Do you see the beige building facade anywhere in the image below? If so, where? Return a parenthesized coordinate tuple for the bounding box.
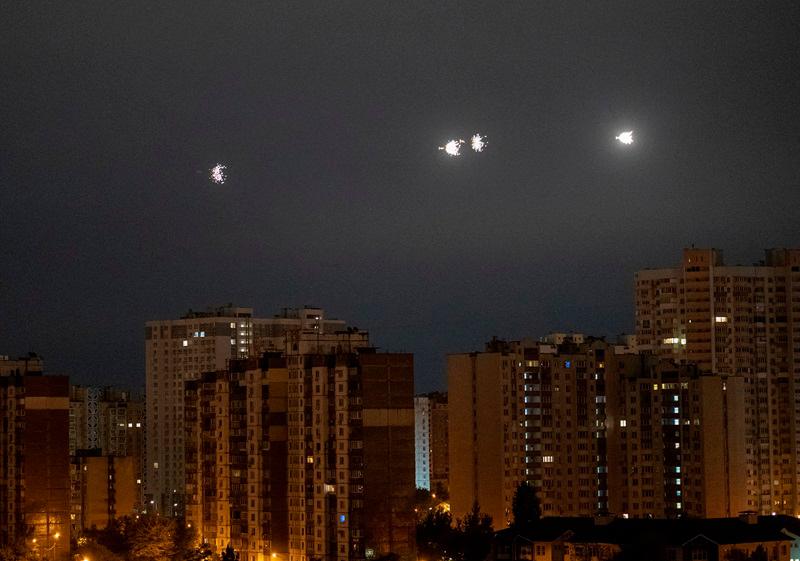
(145, 305, 363, 515)
(449, 336, 751, 521)
(635, 248, 800, 514)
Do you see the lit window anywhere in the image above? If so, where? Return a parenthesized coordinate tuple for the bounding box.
(339, 514, 346, 523)
(136, 422, 141, 427)
(182, 340, 188, 347)
(230, 322, 236, 328)
(136, 479, 141, 484)
(565, 361, 571, 368)
(663, 337, 679, 345)
(619, 419, 627, 427)
(128, 423, 133, 427)
(542, 456, 554, 463)
(306, 456, 314, 464)
(154, 462, 159, 469)
(715, 316, 728, 323)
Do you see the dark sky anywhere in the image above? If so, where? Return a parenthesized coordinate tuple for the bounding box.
(2, 2, 799, 393)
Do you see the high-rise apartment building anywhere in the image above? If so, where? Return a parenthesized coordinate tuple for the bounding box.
(448, 336, 749, 521)
(184, 355, 289, 559)
(605, 358, 748, 518)
(636, 248, 800, 514)
(414, 396, 431, 491)
(185, 347, 415, 561)
(287, 350, 415, 561)
(146, 305, 364, 515)
(414, 393, 449, 494)
(69, 385, 145, 528)
(447, 338, 526, 527)
(1, 357, 70, 560)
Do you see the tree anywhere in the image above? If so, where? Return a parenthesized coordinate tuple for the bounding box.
(511, 483, 541, 535)
(129, 515, 176, 561)
(221, 544, 239, 561)
(416, 509, 455, 561)
(456, 503, 493, 561)
(0, 542, 35, 561)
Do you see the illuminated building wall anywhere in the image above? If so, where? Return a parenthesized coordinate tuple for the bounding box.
(414, 392, 448, 494)
(184, 355, 289, 561)
(605, 358, 748, 518)
(414, 396, 431, 490)
(519, 337, 612, 518)
(449, 336, 752, 521)
(636, 248, 800, 514)
(73, 454, 137, 531)
(447, 339, 526, 527)
(68, 385, 145, 520)
(287, 350, 415, 561)
(23, 374, 71, 561)
(146, 306, 361, 516)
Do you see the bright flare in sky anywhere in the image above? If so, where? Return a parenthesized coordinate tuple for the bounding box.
(470, 133, 486, 153)
(616, 131, 634, 145)
(439, 139, 464, 156)
(209, 163, 227, 184)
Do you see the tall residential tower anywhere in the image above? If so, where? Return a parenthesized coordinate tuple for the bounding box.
(145, 305, 363, 515)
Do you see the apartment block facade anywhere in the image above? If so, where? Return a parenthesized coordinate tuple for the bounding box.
(447, 338, 526, 527)
(146, 305, 364, 515)
(448, 336, 749, 522)
(69, 385, 145, 529)
(287, 350, 415, 561)
(635, 248, 800, 514)
(0, 358, 70, 561)
(413, 392, 448, 494)
(184, 355, 289, 560)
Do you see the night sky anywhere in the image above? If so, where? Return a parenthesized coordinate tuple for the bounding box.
(2, 3, 799, 392)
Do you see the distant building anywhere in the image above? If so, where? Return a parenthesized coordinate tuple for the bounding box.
(73, 452, 136, 532)
(414, 392, 448, 494)
(0, 356, 70, 561)
(145, 305, 367, 516)
(636, 248, 800, 514)
(414, 396, 431, 490)
(68, 384, 145, 530)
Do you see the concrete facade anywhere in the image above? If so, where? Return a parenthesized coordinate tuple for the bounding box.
(636, 248, 800, 514)
(145, 305, 365, 515)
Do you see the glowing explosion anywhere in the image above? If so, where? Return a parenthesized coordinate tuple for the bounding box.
(439, 139, 464, 157)
(470, 133, 486, 153)
(616, 131, 634, 145)
(209, 163, 228, 184)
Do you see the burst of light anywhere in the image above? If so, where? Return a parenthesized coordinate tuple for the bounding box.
(616, 131, 634, 145)
(209, 163, 228, 184)
(439, 139, 464, 156)
(470, 133, 486, 153)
